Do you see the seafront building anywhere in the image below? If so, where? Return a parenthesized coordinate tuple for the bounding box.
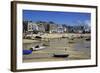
(23, 21, 91, 36)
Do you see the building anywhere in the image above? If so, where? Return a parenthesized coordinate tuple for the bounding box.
(37, 23, 45, 33)
(57, 25, 64, 33)
(28, 21, 33, 32)
(23, 21, 28, 38)
(27, 21, 39, 34)
(49, 24, 58, 33)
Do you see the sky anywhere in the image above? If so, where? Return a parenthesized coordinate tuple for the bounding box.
(23, 10, 91, 26)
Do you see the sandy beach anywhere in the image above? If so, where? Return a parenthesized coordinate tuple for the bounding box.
(23, 33, 90, 43)
(23, 33, 91, 62)
(26, 33, 90, 39)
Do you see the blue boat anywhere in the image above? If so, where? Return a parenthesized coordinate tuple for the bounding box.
(23, 49, 33, 55)
(23, 45, 45, 55)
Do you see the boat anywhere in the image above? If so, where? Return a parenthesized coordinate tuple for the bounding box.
(31, 45, 46, 51)
(23, 49, 33, 55)
(35, 36, 42, 39)
(53, 53, 69, 58)
(85, 38, 91, 41)
(53, 54, 69, 58)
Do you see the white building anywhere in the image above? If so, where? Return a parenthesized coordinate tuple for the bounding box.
(57, 25, 64, 33)
(28, 22, 33, 32)
(28, 22, 38, 32)
(37, 23, 45, 32)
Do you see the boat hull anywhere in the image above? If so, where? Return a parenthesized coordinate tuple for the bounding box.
(23, 50, 32, 55)
(53, 54, 69, 58)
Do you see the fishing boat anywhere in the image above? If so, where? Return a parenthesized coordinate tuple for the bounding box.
(53, 53, 69, 58)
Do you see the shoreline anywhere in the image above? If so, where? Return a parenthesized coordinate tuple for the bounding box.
(23, 33, 90, 43)
(27, 33, 90, 38)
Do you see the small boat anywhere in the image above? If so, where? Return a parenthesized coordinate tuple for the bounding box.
(31, 45, 46, 51)
(23, 49, 33, 55)
(86, 38, 91, 41)
(35, 36, 42, 39)
(53, 53, 69, 58)
(62, 36, 66, 38)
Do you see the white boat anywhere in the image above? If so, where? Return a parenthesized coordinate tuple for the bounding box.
(31, 45, 46, 51)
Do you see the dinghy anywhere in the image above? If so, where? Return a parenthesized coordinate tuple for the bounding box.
(53, 53, 69, 58)
(23, 49, 33, 55)
(31, 45, 46, 51)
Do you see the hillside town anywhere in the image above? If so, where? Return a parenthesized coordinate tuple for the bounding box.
(23, 20, 90, 39)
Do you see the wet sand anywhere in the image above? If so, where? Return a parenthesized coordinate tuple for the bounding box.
(23, 34, 91, 62)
